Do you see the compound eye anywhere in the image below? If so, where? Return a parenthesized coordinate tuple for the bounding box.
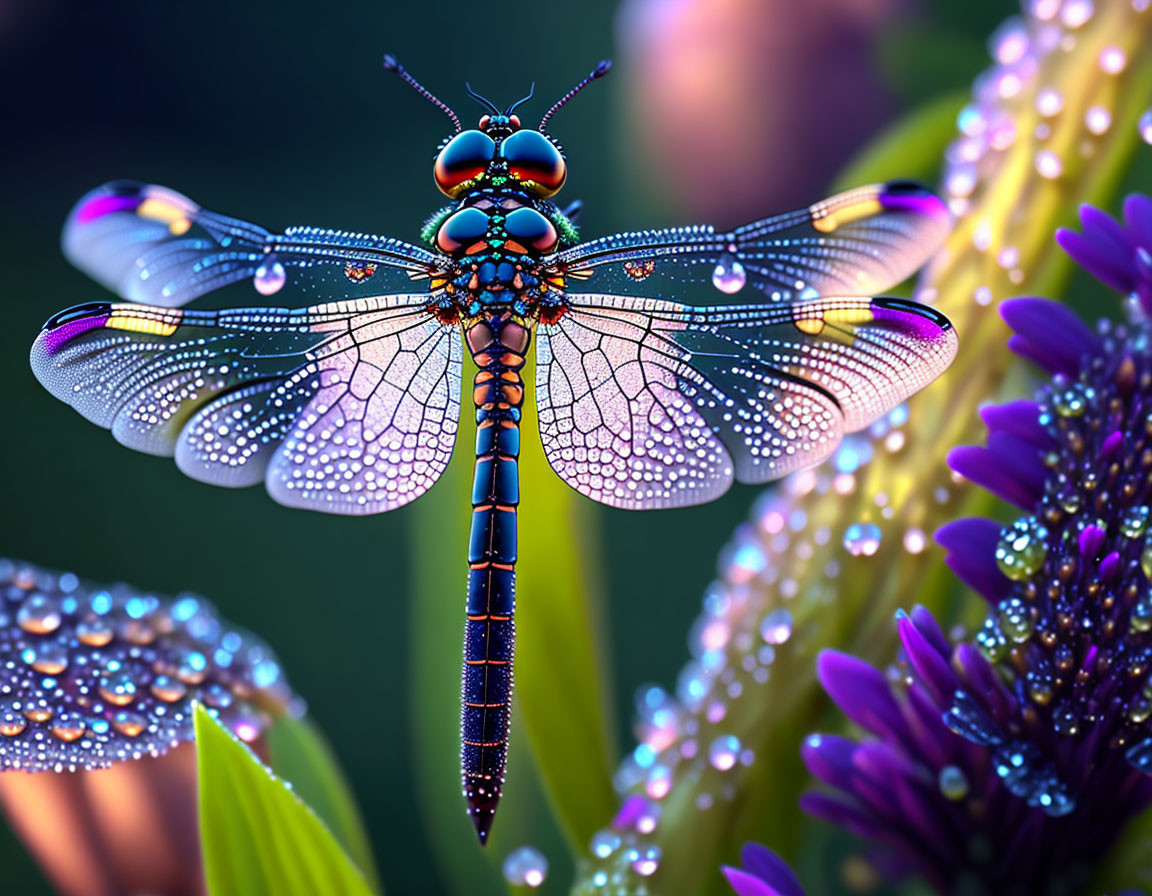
(434, 130, 496, 198)
(436, 207, 490, 255)
(508, 114, 521, 130)
(504, 207, 558, 253)
(499, 130, 566, 197)
(478, 115, 491, 130)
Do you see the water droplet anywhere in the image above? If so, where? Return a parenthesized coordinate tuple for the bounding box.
(17, 594, 61, 634)
(0, 702, 26, 737)
(711, 254, 746, 294)
(25, 641, 68, 675)
(976, 617, 1010, 662)
(253, 259, 286, 296)
(938, 765, 969, 800)
(1026, 669, 1055, 704)
(645, 763, 672, 799)
(1132, 595, 1152, 632)
(628, 845, 662, 876)
(1053, 386, 1087, 416)
(1140, 109, 1152, 145)
(51, 714, 85, 742)
(1035, 88, 1063, 117)
(843, 522, 882, 557)
(112, 710, 147, 737)
(1099, 46, 1127, 74)
(589, 829, 621, 859)
(1085, 106, 1112, 135)
(99, 670, 138, 707)
(995, 517, 1048, 581)
(709, 735, 741, 771)
(997, 596, 1035, 642)
(1122, 507, 1150, 538)
(1034, 150, 1063, 179)
(1061, 0, 1093, 27)
(759, 609, 793, 645)
(502, 846, 548, 888)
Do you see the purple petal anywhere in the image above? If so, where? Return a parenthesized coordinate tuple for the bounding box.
(799, 792, 882, 840)
(817, 651, 905, 739)
(723, 866, 780, 896)
(898, 613, 958, 707)
(1000, 297, 1101, 376)
(1055, 227, 1134, 294)
(987, 430, 1047, 494)
(909, 605, 951, 656)
(1080, 204, 1131, 258)
(936, 518, 1013, 603)
(802, 734, 857, 790)
(947, 444, 1042, 510)
(979, 401, 1051, 450)
(1124, 194, 1152, 252)
(613, 794, 646, 829)
(1079, 524, 1106, 558)
(740, 843, 806, 896)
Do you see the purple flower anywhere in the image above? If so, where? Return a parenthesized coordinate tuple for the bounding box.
(1057, 197, 1152, 316)
(722, 843, 805, 896)
(786, 198, 1152, 893)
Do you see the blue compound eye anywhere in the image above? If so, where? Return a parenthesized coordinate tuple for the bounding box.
(434, 130, 496, 197)
(436, 207, 490, 255)
(499, 131, 566, 197)
(503, 207, 558, 253)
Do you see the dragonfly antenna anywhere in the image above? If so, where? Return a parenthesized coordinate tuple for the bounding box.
(383, 54, 462, 134)
(465, 83, 501, 115)
(539, 60, 611, 134)
(504, 83, 535, 115)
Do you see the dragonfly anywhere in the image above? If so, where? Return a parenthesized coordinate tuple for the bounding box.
(30, 57, 957, 844)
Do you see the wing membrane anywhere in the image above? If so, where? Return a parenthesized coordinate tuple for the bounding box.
(544, 182, 950, 305)
(63, 181, 449, 307)
(31, 296, 461, 514)
(536, 293, 957, 510)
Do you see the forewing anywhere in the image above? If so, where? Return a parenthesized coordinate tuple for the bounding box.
(63, 181, 449, 307)
(30, 296, 461, 515)
(536, 293, 957, 510)
(544, 181, 950, 305)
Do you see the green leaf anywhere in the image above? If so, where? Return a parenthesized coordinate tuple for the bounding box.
(195, 705, 376, 896)
(266, 714, 382, 893)
(831, 91, 967, 193)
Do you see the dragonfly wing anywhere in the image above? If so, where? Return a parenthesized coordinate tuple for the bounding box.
(63, 181, 448, 307)
(31, 296, 462, 514)
(543, 181, 950, 304)
(536, 293, 957, 510)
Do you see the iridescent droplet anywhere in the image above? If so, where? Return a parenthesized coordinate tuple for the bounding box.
(1132, 595, 1152, 633)
(589, 829, 621, 859)
(938, 765, 969, 800)
(711, 254, 746, 294)
(17, 594, 62, 635)
(997, 596, 1035, 642)
(1142, 538, 1152, 582)
(976, 616, 1010, 662)
(99, 670, 138, 707)
(1034, 150, 1062, 179)
(843, 522, 882, 557)
(1053, 386, 1087, 416)
(502, 846, 548, 888)
(0, 703, 26, 737)
(25, 641, 68, 675)
(628, 845, 662, 877)
(759, 609, 793, 645)
(709, 734, 741, 771)
(995, 517, 1048, 581)
(51, 714, 85, 742)
(1141, 109, 1152, 145)
(253, 259, 287, 296)
(1121, 507, 1150, 538)
(1085, 106, 1111, 135)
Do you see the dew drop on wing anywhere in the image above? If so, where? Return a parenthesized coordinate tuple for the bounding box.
(711, 252, 746, 294)
(253, 258, 286, 296)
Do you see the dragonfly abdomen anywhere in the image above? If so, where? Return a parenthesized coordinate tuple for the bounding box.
(461, 313, 529, 844)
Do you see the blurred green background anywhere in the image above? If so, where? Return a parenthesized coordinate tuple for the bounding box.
(0, 0, 1011, 892)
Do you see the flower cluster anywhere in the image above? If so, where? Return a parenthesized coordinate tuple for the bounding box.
(731, 196, 1152, 895)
